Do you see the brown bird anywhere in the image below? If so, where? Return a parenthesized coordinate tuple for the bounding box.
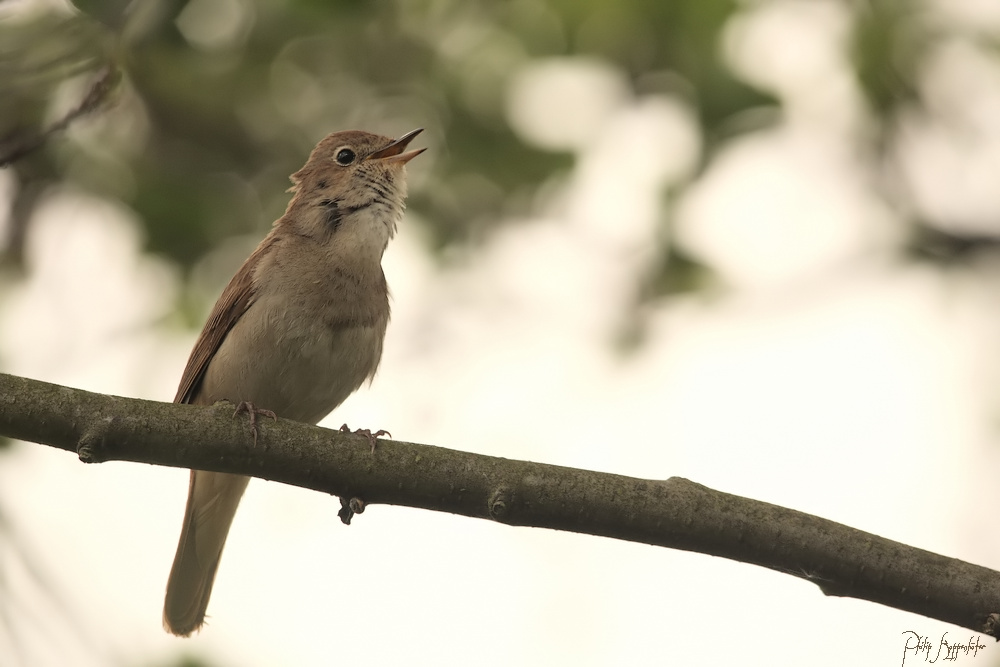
(163, 129, 425, 636)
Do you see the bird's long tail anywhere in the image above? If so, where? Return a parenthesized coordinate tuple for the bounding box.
(163, 470, 250, 636)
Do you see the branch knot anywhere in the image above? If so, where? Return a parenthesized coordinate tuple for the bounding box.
(76, 414, 117, 463)
(488, 488, 511, 520)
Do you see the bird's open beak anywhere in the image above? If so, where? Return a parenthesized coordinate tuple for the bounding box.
(368, 128, 426, 164)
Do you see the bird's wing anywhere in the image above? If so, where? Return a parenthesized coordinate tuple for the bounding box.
(173, 236, 277, 404)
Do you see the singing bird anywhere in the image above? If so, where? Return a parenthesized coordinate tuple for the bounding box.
(163, 129, 425, 636)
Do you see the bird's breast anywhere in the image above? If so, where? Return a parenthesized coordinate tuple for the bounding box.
(198, 287, 388, 424)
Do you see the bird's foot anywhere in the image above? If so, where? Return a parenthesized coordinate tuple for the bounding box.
(339, 424, 391, 453)
(233, 402, 277, 446)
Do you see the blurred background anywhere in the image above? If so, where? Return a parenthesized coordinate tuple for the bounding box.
(2, 0, 1000, 664)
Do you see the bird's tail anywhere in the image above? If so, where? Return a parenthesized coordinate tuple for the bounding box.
(163, 470, 250, 636)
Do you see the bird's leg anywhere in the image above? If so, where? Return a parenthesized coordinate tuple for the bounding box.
(233, 402, 277, 446)
(339, 424, 391, 453)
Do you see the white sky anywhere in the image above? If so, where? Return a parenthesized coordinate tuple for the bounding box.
(3, 1, 1000, 666)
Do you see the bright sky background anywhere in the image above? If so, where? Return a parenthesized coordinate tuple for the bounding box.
(3, 0, 1000, 666)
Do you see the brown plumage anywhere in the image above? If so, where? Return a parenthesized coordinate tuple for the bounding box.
(163, 129, 424, 636)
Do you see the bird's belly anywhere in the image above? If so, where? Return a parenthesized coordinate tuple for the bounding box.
(198, 299, 385, 424)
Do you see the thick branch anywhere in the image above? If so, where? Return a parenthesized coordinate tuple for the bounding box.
(1, 372, 998, 637)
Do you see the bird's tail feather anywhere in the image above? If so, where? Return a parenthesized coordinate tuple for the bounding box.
(163, 470, 249, 636)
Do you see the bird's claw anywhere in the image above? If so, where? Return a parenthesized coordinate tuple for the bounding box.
(233, 401, 277, 446)
(339, 424, 390, 453)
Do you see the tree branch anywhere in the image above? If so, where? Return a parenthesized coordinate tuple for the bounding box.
(1, 371, 998, 637)
(0, 63, 121, 168)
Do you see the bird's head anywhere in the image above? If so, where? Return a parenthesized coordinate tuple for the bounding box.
(285, 128, 425, 247)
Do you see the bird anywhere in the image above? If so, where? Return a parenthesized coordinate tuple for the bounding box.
(162, 128, 425, 637)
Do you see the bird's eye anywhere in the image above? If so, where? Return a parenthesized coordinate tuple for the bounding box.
(335, 148, 356, 166)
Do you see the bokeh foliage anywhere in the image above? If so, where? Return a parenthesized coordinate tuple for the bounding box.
(1, 0, 998, 295)
(0, 0, 767, 288)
